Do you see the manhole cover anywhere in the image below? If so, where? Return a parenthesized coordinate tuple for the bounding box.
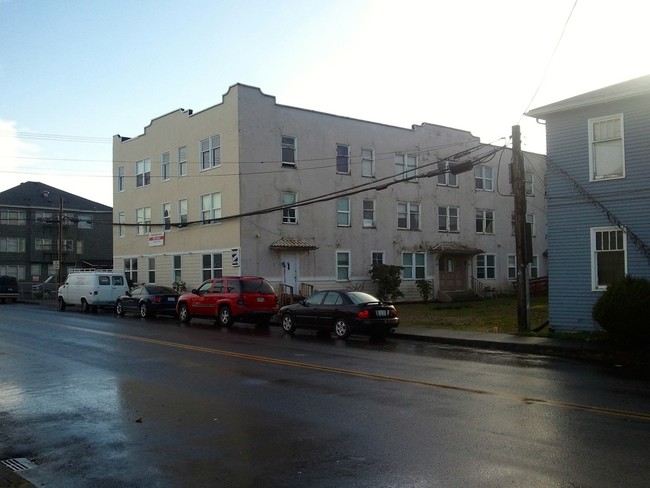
(1, 458, 37, 472)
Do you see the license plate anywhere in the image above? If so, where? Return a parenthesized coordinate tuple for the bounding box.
(375, 310, 388, 317)
(257, 297, 265, 302)
(169, 297, 176, 302)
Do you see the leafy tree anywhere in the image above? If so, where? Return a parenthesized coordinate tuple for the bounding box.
(369, 264, 404, 302)
(416, 279, 433, 303)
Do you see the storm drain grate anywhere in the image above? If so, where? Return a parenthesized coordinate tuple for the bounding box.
(1, 458, 37, 472)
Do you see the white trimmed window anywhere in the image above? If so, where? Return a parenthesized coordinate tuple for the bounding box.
(474, 165, 493, 191)
(136, 207, 151, 235)
(136, 158, 151, 188)
(163, 203, 171, 231)
(282, 192, 298, 224)
(282, 136, 296, 166)
(591, 227, 626, 290)
(438, 206, 459, 232)
(402, 252, 425, 280)
(35, 238, 53, 251)
(200, 135, 221, 170)
(202, 253, 223, 280)
(161, 151, 171, 181)
(397, 202, 420, 230)
(172, 255, 182, 283)
(336, 251, 350, 281)
(510, 213, 536, 237)
(337, 197, 351, 226)
(361, 148, 375, 177)
(395, 153, 418, 181)
(118, 212, 125, 237)
(178, 199, 188, 228)
(437, 161, 458, 187)
(336, 145, 350, 174)
(371, 251, 384, 266)
(508, 254, 540, 279)
(476, 209, 494, 234)
(178, 146, 187, 176)
(124, 257, 138, 284)
(148, 257, 156, 283)
(117, 166, 125, 192)
(525, 172, 534, 196)
(362, 199, 375, 228)
(476, 254, 496, 279)
(589, 114, 624, 181)
(201, 192, 221, 224)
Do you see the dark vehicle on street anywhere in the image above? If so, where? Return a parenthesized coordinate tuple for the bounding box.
(116, 285, 180, 318)
(176, 276, 278, 327)
(0, 275, 19, 303)
(279, 290, 399, 339)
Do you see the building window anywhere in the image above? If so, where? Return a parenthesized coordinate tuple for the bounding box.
(76, 241, 83, 254)
(0, 210, 26, 226)
(78, 214, 93, 229)
(282, 192, 298, 224)
(530, 255, 539, 278)
(437, 161, 458, 187)
(35, 238, 53, 252)
(62, 240, 74, 252)
(438, 206, 459, 232)
(508, 254, 540, 279)
(161, 151, 171, 181)
(172, 255, 182, 283)
(402, 252, 425, 280)
(337, 197, 351, 227)
(200, 135, 221, 170)
(202, 253, 223, 280)
(474, 165, 493, 191)
(525, 172, 534, 196)
(148, 257, 156, 284)
(397, 202, 420, 230)
(510, 213, 536, 237)
(117, 166, 125, 192)
(476, 209, 494, 234)
(282, 136, 296, 166)
(362, 199, 375, 228)
(136, 207, 152, 235)
(361, 148, 375, 177)
(395, 153, 418, 181)
(0, 238, 25, 253)
(336, 144, 350, 174)
(136, 158, 151, 188)
(201, 192, 221, 224)
(476, 254, 496, 279)
(124, 257, 138, 285)
(163, 203, 171, 231)
(371, 251, 384, 266)
(589, 114, 624, 181)
(179, 199, 188, 227)
(592, 227, 626, 290)
(336, 251, 350, 281)
(118, 212, 125, 237)
(178, 146, 187, 176)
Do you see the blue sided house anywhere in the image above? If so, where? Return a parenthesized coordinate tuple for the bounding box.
(527, 75, 650, 332)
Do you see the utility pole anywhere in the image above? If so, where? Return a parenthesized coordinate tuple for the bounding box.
(512, 125, 530, 332)
(57, 197, 63, 286)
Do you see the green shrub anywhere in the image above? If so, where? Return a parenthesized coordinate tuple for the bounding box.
(369, 264, 404, 302)
(592, 276, 650, 344)
(416, 279, 432, 303)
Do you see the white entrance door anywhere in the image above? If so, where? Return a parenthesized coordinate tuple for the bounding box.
(281, 253, 298, 294)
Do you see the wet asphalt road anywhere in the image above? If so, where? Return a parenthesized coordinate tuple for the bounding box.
(1, 303, 649, 487)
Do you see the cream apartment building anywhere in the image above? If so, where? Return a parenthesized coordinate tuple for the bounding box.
(113, 84, 546, 300)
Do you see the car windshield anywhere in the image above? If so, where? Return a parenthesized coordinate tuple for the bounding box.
(241, 279, 274, 294)
(346, 292, 381, 304)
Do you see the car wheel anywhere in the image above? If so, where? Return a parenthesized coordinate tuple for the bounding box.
(81, 299, 91, 313)
(116, 300, 125, 316)
(58, 297, 66, 311)
(281, 314, 297, 334)
(334, 317, 351, 339)
(178, 303, 191, 323)
(218, 306, 233, 327)
(139, 302, 149, 318)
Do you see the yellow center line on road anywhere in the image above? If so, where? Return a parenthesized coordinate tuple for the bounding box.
(62, 323, 650, 422)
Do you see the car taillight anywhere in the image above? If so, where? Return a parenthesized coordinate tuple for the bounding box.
(357, 310, 370, 319)
(151, 297, 161, 303)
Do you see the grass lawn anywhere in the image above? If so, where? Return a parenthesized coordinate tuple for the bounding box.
(395, 295, 549, 335)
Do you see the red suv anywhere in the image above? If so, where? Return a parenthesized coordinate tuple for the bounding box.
(176, 276, 278, 327)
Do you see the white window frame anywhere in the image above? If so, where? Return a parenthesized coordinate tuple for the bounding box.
(136, 207, 152, 235)
(337, 197, 351, 227)
(591, 227, 627, 291)
(336, 144, 350, 175)
(118, 212, 125, 237)
(397, 202, 420, 230)
(362, 199, 375, 228)
(201, 192, 222, 224)
(437, 161, 458, 187)
(508, 254, 539, 279)
(172, 255, 182, 283)
(162, 202, 171, 231)
(35, 238, 53, 251)
(282, 192, 298, 224)
(117, 166, 125, 192)
(395, 153, 418, 181)
(136, 158, 151, 188)
(178, 146, 187, 176)
(525, 172, 534, 196)
(476, 254, 496, 279)
(178, 199, 188, 228)
(336, 251, 351, 281)
(371, 251, 384, 266)
(402, 252, 426, 280)
(200, 135, 221, 170)
(161, 151, 171, 181)
(589, 114, 625, 181)
(438, 206, 459, 232)
(476, 209, 495, 234)
(202, 253, 223, 280)
(1, 210, 27, 226)
(281, 136, 296, 166)
(474, 165, 493, 191)
(361, 148, 375, 177)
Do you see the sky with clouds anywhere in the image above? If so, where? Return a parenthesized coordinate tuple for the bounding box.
(1, 0, 648, 207)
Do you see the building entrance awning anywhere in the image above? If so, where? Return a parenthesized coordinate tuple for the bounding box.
(428, 241, 484, 255)
(269, 238, 319, 251)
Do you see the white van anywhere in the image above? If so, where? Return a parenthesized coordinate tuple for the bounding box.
(57, 269, 129, 313)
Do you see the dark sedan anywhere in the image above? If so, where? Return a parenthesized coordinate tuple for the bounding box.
(116, 285, 180, 318)
(279, 290, 399, 339)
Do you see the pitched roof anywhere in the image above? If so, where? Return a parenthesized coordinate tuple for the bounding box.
(428, 241, 483, 255)
(526, 74, 650, 118)
(0, 181, 112, 211)
(269, 237, 318, 250)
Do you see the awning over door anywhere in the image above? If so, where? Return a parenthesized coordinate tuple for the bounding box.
(269, 237, 318, 251)
(428, 241, 483, 255)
